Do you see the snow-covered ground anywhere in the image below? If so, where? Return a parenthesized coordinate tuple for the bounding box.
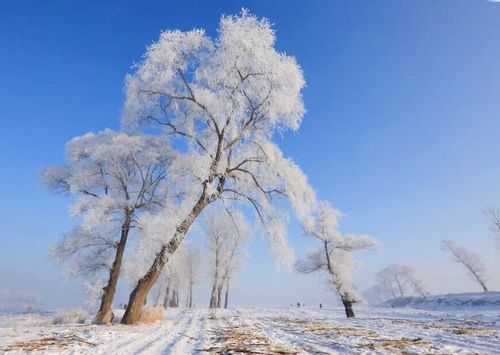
(1, 306, 499, 354)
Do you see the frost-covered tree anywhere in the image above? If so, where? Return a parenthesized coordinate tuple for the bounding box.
(120, 10, 316, 323)
(296, 202, 375, 318)
(441, 240, 489, 292)
(184, 245, 200, 308)
(375, 264, 428, 300)
(485, 208, 500, 250)
(43, 130, 171, 324)
(205, 211, 249, 308)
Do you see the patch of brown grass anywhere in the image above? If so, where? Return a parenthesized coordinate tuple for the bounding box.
(360, 337, 434, 354)
(269, 316, 377, 338)
(199, 326, 298, 354)
(1, 334, 95, 352)
(138, 306, 166, 324)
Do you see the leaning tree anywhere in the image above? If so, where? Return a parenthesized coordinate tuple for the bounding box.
(43, 130, 171, 324)
(120, 10, 316, 324)
(441, 240, 489, 292)
(296, 201, 375, 318)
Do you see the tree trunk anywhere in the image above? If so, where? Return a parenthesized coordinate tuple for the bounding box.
(163, 284, 170, 308)
(468, 267, 489, 293)
(342, 298, 355, 318)
(209, 281, 218, 308)
(121, 193, 209, 324)
(155, 285, 163, 306)
(189, 282, 193, 308)
(224, 282, 229, 309)
(95, 210, 132, 324)
(216, 285, 223, 308)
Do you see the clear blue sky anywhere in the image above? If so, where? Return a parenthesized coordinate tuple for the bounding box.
(1, 0, 500, 309)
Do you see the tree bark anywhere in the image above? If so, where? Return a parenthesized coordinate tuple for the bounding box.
(209, 244, 220, 308)
(95, 210, 132, 324)
(342, 298, 355, 318)
(216, 285, 223, 308)
(121, 193, 209, 324)
(163, 284, 170, 308)
(223, 281, 229, 309)
(209, 281, 218, 308)
(188, 282, 193, 308)
(466, 265, 489, 293)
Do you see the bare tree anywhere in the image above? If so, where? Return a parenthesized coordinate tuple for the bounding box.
(43, 130, 171, 324)
(296, 201, 375, 318)
(441, 240, 489, 292)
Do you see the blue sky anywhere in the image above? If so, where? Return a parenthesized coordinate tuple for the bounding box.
(1, 0, 500, 309)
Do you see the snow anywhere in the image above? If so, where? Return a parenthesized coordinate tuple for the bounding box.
(1, 306, 499, 354)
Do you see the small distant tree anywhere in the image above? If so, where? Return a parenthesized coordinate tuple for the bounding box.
(375, 264, 428, 300)
(296, 202, 375, 318)
(120, 10, 316, 324)
(441, 240, 489, 292)
(43, 130, 171, 324)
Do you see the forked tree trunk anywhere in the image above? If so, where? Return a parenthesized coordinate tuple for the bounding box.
(121, 194, 209, 324)
(95, 210, 132, 324)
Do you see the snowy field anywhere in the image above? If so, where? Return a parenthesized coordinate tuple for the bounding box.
(1, 306, 499, 354)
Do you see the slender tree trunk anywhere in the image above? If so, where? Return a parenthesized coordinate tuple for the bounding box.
(189, 282, 193, 308)
(163, 284, 170, 308)
(155, 286, 162, 306)
(209, 248, 220, 308)
(467, 266, 489, 292)
(95, 210, 132, 324)
(479, 280, 489, 293)
(342, 298, 355, 318)
(209, 281, 218, 308)
(121, 193, 209, 324)
(174, 289, 179, 307)
(216, 285, 223, 308)
(224, 280, 229, 309)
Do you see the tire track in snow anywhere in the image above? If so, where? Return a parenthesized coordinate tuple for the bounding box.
(161, 310, 204, 354)
(129, 310, 193, 355)
(94, 311, 189, 355)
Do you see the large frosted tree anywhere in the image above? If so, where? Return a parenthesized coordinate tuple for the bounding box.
(43, 130, 171, 324)
(296, 201, 375, 318)
(120, 10, 316, 323)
